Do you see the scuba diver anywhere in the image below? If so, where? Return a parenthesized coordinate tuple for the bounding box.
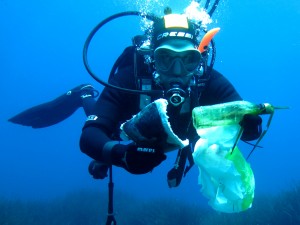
(79, 10, 263, 183)
(8, 9, 262, 187)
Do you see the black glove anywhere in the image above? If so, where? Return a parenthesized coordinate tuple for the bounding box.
(88, 160, 108, 179)
(111, 143, 166, 174)
(240, 114, 262, 141)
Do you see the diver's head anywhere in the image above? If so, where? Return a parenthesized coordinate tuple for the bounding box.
(154, 39, 201, 89)
(151, 14, 202, 105)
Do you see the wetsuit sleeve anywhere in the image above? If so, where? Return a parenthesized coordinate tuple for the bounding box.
(80, 66, 139, 161)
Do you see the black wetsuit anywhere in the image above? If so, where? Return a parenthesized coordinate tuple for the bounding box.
(80, 63, 259, 162)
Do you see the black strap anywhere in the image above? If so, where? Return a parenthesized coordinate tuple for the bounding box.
(106, 165, 117, 225)
(183, 144, 195, 176)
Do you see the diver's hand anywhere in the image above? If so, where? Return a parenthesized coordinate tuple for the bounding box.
(112, 142, 166, 174)
(240, 114, 262, 141)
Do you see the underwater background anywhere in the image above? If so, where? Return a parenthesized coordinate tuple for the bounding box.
(1, 0, 299, 224)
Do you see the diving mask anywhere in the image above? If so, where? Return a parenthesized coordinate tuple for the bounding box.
(154, 48, 201, 75)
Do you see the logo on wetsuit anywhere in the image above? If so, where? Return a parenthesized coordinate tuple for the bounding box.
(137, 147, 156, 153)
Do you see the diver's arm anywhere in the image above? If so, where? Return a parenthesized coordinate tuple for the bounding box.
(80, 66, 166, 174)
(79, 91, 166, 174)
(80, 75, 133, 162)
(80, 124, 113, 161)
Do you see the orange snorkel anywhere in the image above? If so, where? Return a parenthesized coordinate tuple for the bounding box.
(198, 27, 220, 53)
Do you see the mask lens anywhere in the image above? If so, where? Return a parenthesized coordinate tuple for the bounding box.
(154, 50, 173, 71)
(154, 49, 201, 73)
(182, 51, 201, 71)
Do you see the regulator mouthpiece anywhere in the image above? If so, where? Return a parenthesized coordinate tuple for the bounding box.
(166, 83, 187, 106)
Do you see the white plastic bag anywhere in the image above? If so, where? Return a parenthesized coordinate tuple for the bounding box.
(193, 124, 255, 213)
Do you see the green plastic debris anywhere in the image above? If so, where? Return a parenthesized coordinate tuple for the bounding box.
(191, 100, 288, 213)
(193, 101, 275, 129)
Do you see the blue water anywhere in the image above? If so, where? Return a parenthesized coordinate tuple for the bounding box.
(1, 0, 299, 209)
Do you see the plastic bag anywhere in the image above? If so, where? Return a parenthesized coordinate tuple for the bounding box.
(192, 101, 258, 213)
(193, 125, 255, 213)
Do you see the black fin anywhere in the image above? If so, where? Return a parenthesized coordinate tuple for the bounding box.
(8, 84, 96, 128)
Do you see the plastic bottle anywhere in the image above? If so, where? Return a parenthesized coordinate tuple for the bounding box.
(192, 100, 274, 129)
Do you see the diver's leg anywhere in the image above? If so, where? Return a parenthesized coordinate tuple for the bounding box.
(80, 85, 98, 116)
